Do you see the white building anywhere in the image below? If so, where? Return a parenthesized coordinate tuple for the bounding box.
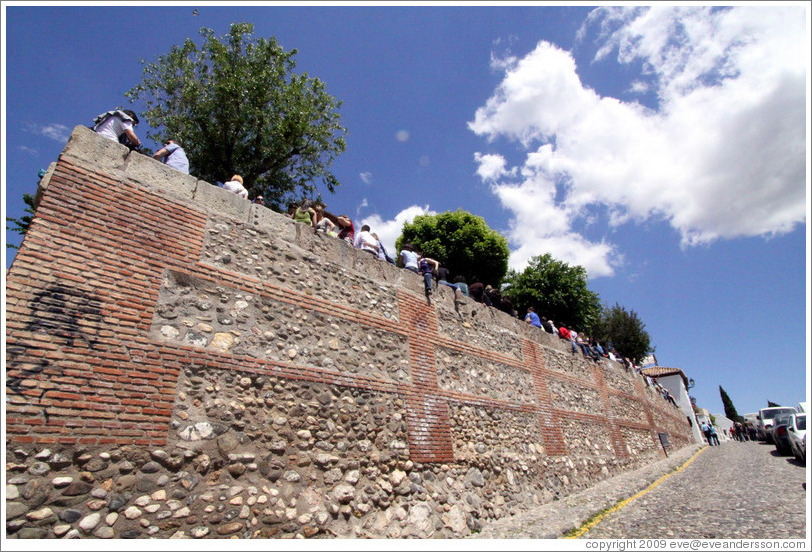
(711, 413, 735, 441)
(641, 366, 704, 445)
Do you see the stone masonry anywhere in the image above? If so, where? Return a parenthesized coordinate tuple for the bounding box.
(5, 126, 693, 539)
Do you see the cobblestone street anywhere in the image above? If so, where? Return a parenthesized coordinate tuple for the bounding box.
(473, 440, 807, 539)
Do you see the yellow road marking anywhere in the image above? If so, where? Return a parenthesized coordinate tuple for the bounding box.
(565, 446, 709, 539)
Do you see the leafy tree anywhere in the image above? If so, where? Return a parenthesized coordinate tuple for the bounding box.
(719, 386, 742, 423)
(503, 253, 602, 333)
(767, 400, 781, 407)
(6, 192, 36, 250)
(6, 169, 46, 250)
(126, 22, 347, 210)
(395, 209, 510, 287)
(594, 302, 653, 365)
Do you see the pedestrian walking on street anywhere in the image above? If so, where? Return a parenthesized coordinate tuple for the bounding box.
(701, 421, 714, 446)
(710, 424, 720, 446)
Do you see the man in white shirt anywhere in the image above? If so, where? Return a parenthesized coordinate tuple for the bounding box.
(93, 109, 141, 149)
(354, 225, 379, 256)
(152, 139, 190, 174)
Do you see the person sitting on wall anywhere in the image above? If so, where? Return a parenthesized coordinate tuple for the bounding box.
(354, 225, 380, 256)
(558, 324, 572, 343)
(540, 316, 555, 334)
(524, 306, 542, 328)
(152, 139, 190, 174)
(591, 337, 607, 358)
(336, 214, 355, 244)
(93, 108, 142, 150)
(398, 243, 420, 273)
(567, 327, 582, 355)
(453, 275, 470, 297)
(222, 175, 248, 198)
(436, 264, 459, 292)
(292, 199, 317, 227)
(372, 233, 396, 265)
(313, 203, 337, 235)
(484, 285, 502, 309)
(468, 280, 491, 306)
(252, 195, 265, 206)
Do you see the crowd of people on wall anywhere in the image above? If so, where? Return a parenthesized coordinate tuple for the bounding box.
(92, 109, 678, 411)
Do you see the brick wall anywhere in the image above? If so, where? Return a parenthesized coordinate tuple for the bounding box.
(4, 126, 694, 538)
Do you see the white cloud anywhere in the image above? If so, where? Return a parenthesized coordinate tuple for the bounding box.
(356, 197, 368, 217)
(473, 152, 511, 181)
(359, 205, 435, 260)
(469, 6, 807, 277)
(19, 145, 38, 156)
(26, 122, 71, 143)
(360, 172, 373, 185)
(396, 130, 410, 142)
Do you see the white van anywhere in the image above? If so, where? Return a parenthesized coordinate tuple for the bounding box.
(797, 402, 807, 414)
(756, 406, 797, 442)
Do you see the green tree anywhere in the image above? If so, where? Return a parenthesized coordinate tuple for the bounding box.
(5, 192, 36, 250)
(395, 209, 510, 287)
(719, 386, 742, 423)
(126, 23, 347, 210)
(503, 253, 602, 333)
(594, 302, 653, 365)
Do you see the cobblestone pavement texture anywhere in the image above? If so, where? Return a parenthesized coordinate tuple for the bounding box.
(471, 440, 807, 539)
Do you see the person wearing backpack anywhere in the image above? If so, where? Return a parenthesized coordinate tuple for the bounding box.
(152, 139, 190, 174)
(93, 109, 141, 150)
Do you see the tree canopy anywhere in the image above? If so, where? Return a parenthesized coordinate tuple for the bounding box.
(394, 209, 510, 287)
(126, 23, 347, 210)
(504, 253, 602, 333)
(593, 302, 653, 365)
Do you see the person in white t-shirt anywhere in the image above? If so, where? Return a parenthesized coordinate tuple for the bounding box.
(353, 225, 380, 256)
(222, 175, 248, 198)
(93, 109, 141, 149)
(152, 139, 190, 174)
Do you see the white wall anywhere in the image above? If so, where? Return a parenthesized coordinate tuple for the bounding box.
(658, 374, 704, 444)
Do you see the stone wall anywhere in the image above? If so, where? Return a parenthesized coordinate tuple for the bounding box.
(5, 126, 693, 539)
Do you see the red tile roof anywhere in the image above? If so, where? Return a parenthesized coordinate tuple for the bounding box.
(640, 366, 690, 388)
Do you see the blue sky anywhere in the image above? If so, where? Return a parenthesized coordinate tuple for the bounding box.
(2, 3, 809, 419)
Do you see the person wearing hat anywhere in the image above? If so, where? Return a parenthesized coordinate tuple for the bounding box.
(152, 139, 190, 174)
(222, 174, 248, 198)
(93, 108, 141, 149)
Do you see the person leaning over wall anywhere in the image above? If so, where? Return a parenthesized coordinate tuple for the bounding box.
(524, 307, 542, 328)
(222, 175, 248, 198)
(354, 225, 380, 257)
(336, 215, 355, 244)
(93, 108, 142, 150)
(152, 139, 190, 174)
(398, 243, 420, 274)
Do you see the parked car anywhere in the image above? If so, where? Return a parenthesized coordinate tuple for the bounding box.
(756, 406, 797, 442)
(787, 413, 806, 463)
(770, 413, 794, 455)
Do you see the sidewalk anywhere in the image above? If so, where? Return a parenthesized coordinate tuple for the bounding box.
(469, 443, 705, 539)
